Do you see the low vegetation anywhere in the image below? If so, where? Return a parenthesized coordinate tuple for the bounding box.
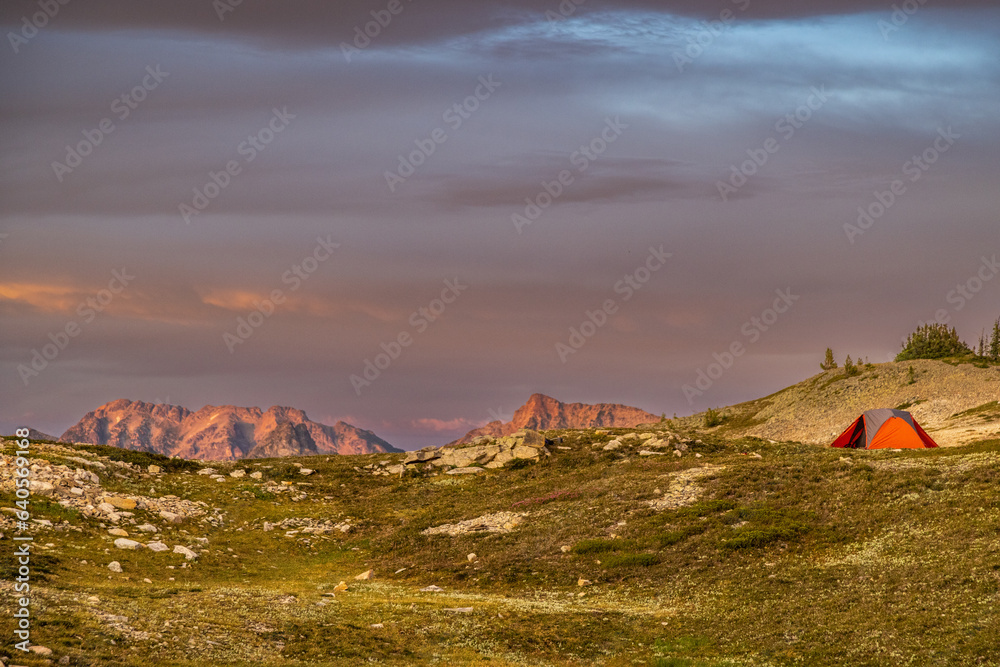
(2, 427, 999, 666)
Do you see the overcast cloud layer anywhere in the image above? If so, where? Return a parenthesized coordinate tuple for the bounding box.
(2, 1, 998, 448)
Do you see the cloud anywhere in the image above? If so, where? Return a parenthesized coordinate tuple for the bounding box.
(2, 0, 996, 55)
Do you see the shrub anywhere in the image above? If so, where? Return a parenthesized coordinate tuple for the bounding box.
(723, 526, 802, 550)
(703, 408, 724, 428)
(602, 553, 659, 567)
(721, 506, 812, 550)
(571, 539, 635, 555)
(658, 523, 708, 547)
(843, 355, 860, 377)
(677, 499, 737, 518)
(896, 323, 972, 361)
(504, 457, 534, 471)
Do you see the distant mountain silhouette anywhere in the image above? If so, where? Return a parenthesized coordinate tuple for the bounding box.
(61, 399, 399, 460)
(450, 393, 660, 445)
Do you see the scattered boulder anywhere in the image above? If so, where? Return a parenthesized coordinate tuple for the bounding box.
(147, 542, 169, 552)
(420, 585, 444, 592)
(404, 450, 440, 464)
(136, 523, 158, 533)
(197, 468, 217, 475)
(103, 496, 137, 510)
(148, 465, 161, 474)
(467, 552, 478, 561)
(114, 538, 143, 550)
(230, 469, 246, 478)
(299, 468, 315, 476)
(401, 429, 549, 473)
(108, 561, 122, 573)
(28, 480, 55, 496)
(333, 581, 349, 593)
(578, 578, 592, 587)
(355, 570, 373, 581)
(28, 645, 53, 656)
(250, 471, 263, 480)
(159, 510, 183, 524)
(108, 528, 129, 537)
(603, 440, 622, 451)
(173, 545, 197, 560)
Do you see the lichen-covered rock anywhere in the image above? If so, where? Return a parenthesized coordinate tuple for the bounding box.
(422, 512, 526, 537)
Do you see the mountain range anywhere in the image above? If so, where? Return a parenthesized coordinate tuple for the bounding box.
(53, 394, 663, 459)
(59, 399, 400, 460)
(449, 393, 661, 445)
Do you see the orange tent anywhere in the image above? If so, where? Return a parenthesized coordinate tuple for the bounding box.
(830, 409, 939, 449)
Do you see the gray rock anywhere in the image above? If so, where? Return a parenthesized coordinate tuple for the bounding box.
(146, 542, 169, 552)
(108, 561, 122, 572)
(445, 467, 485, 475)
(113, 538, 143, 550)
(173, 545, 197, 560)
(404, 450, 440, 465)
(28, 480, 55, 496)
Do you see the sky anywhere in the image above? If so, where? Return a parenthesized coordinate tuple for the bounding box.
(1, 0, 998, 449)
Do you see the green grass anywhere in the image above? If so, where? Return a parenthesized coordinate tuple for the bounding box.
(950, 401, 1000, 421)
(601, 552, 659, 567)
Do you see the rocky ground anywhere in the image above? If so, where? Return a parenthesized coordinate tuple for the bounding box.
(1, 418, 999, 665)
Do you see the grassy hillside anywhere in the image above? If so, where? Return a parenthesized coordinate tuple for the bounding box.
(678, 359, 1000, 446)
(2, 425, 999, 666)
